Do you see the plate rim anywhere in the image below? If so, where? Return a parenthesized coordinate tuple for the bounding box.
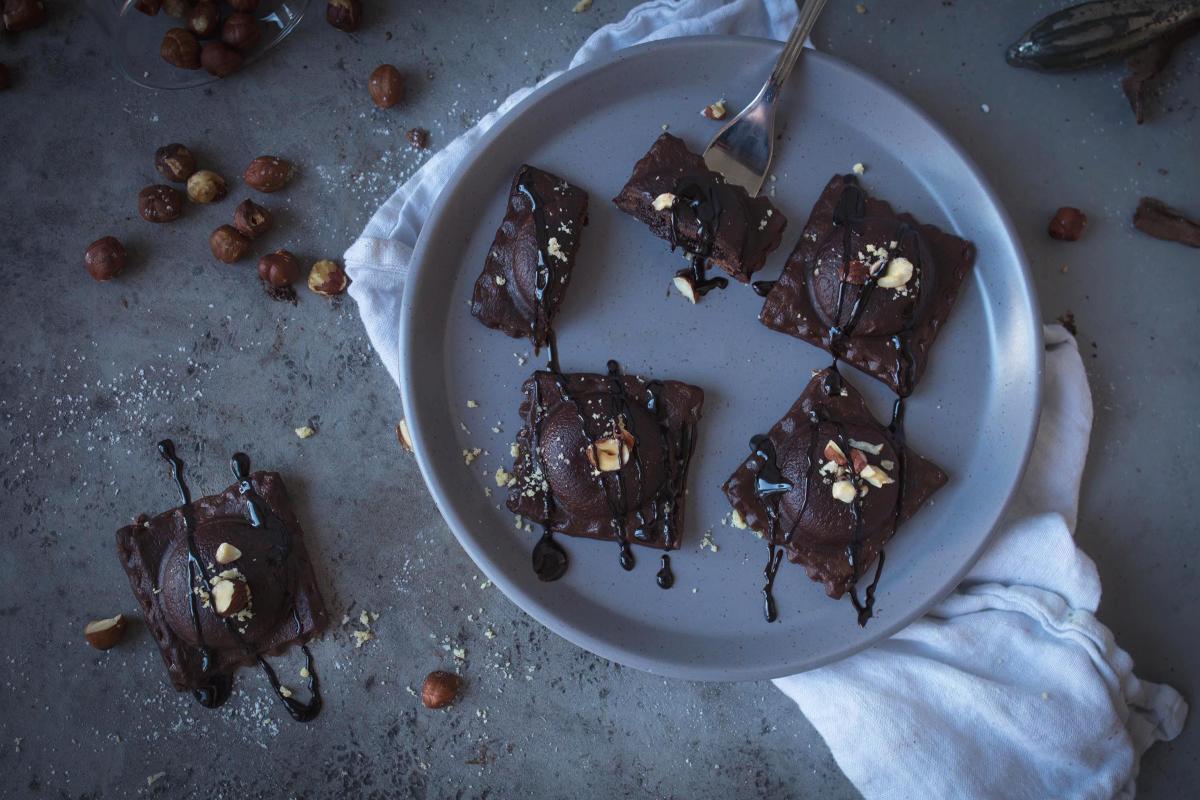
(399, 35, 1043, 681)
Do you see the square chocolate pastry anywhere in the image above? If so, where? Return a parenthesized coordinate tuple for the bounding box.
(116, 453, 328, 700)
(723, 367, 947, 599)
(612, 132, 788, 282)
(471, 164, 589, 348)
(507, 367, 704, 552)
(759, 174, 975, 396)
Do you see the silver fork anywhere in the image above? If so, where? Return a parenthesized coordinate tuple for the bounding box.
(703, 0, 829, 196)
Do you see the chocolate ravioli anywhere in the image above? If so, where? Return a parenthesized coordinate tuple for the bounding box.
(116, 441, 328, 719)
(759, 174, 974, 396)
(507, 361, 704, 587)
(471, 165, 589, 352)
(723, 367, 947, 624)
(612, 132, 787, 296)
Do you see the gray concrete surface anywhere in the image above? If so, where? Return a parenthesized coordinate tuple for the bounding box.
(0, 1, 1194, 797)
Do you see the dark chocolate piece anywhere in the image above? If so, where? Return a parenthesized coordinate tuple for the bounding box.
(612, 132, 787, 284)
(507, 363, 703, 572)
(723, 367, 947, 614)
(116, 443, 328, 716)
(471, 165, 589, 351)
(759, 174, 975, 397)
(1133, 196, 1200, 248)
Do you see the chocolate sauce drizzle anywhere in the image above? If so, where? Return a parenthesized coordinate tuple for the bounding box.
(156, 440, 322, 720)
(516, 172, 561, 374)
(746, 175, 926, 626)
(667, 176, 730, 298)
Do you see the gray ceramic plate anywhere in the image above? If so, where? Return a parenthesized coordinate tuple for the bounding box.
(400, 37, 1041, 681)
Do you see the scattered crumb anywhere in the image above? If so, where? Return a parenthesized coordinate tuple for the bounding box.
(452, 647, 467, 661)
(702, 99, 727, 120)
(661, 123, 669, 131)
(294, 425, 315, 439)
(463, 447, 482, 465)
(300, 667, 310, 679)
(352, 629, 375, 648)
(495, 275, 506, 285)
(572, 0, 592, 11)
(146, 772, 166, 787)
(397, 420, 414, 452)
(700, 530, 719, 553)
(509, 443, 519, 458)
(852, 162, 866, 175)
(981, 103, 991, 113)
(467, 400, 478, 409)
(514, 352, 529, 366)
(484, 627, 496, 639)
(480, 579, 493, 590)
(279, 686, 294, 699)
(729, 509, 747, 529)
(494, 467, 515, 487)
(855, 3, 867, 12)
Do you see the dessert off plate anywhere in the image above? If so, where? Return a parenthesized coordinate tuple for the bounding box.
(400, 37, 1041, 681)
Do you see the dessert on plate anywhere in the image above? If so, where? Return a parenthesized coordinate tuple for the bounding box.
(758, 173, 975, 396)
(115, 440, 327, 720)
(506, 361, 704, 588)
(612, 132, 787, 299)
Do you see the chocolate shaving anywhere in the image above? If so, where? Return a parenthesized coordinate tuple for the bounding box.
(1133, 197, 1200, 249)
(1121, 21, 1200, 124)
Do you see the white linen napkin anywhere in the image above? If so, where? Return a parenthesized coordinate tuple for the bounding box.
(343, 2, 1187, 797)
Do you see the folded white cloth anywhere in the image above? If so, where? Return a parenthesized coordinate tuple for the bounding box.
(343, 2, 1187, 797)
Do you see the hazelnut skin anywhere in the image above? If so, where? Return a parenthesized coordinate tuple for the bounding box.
(138, 185, 184, 223)
(187, 169, 228, 204)
(243, 156, 295, 193)
(233, 198, 272, 239)
(3, 0, 46, 32)
(84, 237, 128, 281)
(421, 671, 461, 709)
(210, 225, 251, 263)
(160, 28, 201, 70)
(200, 41, 243, 78)
(307, 259, 351, 296)
(154, 143, 197, 183)
(187, 0, 219, 38)
(369, 64, 405, 109)
(228, 0, 259, 11)
(258, 250, 301, 287)
(326, 0, 361, 32)
(134, 0, 161, 15)
(222, 12, 262, 52)
(406, 128, 429, 150)
(0, 63, 10, 91)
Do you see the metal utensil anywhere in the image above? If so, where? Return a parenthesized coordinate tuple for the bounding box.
(702, 0, 829, 196)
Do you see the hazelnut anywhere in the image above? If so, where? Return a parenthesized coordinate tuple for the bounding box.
(84, 615, 128, 650)
(421, 670, 461, 709)
(162, 0, 189, 18)
(652, 192, 676, 211)
(702, 100, 727, 120)
(258, 249, 301, 287)
(211, 578, 250, 617)
(876, 257, 913, 289)
(1049, 206, 1087, 241)
(210, 225, 250, 263)
(215, 542, 243, 564)
(843, 259, 871, 284)
(154, 143, 197, 182)
(187, 0, 219, 38)
(397, 420, 414, 452)
(307, 259, 351, 296)
(368, 64, 405, 109)
(200, 41, 243, 78)
(823, 440, 847, 466)
(134, 0, 161, 15)
(222, 12, 261, 52)
(0, 63, 10, 91)
(3, 0, 45, 32)
(586, 424, 635, 472)
(672, 273, 697, 304)
(406, 128, 429, 150)
(849, 448, 869, 474)
(228, 0, 259, 10)
(243, 156, 295, 192)
(831, 480, 857, 504)
(860, 464, 894, 488)
(138, 185, 184, 223)
(187, 169, 228, 204)
(160, 28, 201, 70)
(84, 237, 127, 282)
(233, 198, 272, 239)
(326, 0, 362, 32)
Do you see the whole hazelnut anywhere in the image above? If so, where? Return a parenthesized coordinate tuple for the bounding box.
(233, 198, 272, 239)
(162, 0, 189, 18)
(84, 237, 128, 281)
(84, 615, 128, 651)
(187, 0, 219, 38)
(210, 225, 250, 263)
(0, 63, 10, 91)
(406, 128, 429, 150)
(243, 156, 295, 193)
(200, 41, 243, 78)
(228, 0, 259, 10)
(1049, 206, 1087, 241)
(187, 169, 228, 203)
(3, 0, 46, 32)
(258, 250, 301, 287)
(160, 28, 201, 71)
(134, 0, 161, 15)
(325, 0, 361, 32)
(154, 143, 197, 183)
(307, 259, 351, 296)
(368, 64, 405, 109)
(222, 12, 262, 52)
(139, 185, 184, 223)
(421, 671, 461, 709)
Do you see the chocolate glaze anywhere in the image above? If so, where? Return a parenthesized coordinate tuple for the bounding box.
(613, 133, 788, 285)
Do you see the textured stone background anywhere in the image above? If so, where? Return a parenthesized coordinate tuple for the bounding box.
(0, 0, 1194, 797)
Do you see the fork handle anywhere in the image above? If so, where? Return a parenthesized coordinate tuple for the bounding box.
(767, 0, 829, 96)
